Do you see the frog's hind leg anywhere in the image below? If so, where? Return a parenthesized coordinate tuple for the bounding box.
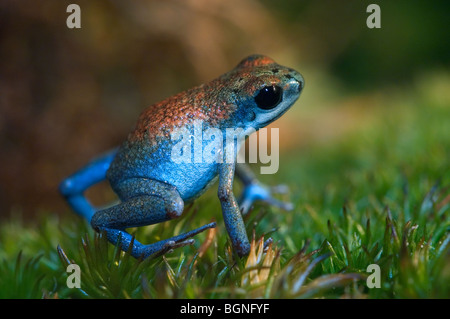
(90, 178, 216, 259)
(59, 149, 118, 222)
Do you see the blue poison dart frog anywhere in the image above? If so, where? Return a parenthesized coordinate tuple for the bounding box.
(59, 55, 304, 259)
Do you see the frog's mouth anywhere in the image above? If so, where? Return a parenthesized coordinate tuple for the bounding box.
(258, 108, 288, 128)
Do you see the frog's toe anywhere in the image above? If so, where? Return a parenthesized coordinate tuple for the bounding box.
(163, 239, 196, 254)
(141, 222, 216, 258)
(270, 184, 290, 195)
(238, 183, 269, 215)
(265, 197, 294, 211)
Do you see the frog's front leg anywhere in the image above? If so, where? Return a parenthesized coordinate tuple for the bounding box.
(218, 163, 251, 257)
(90, 178, 216, 259)
(235, 162, 293, 216)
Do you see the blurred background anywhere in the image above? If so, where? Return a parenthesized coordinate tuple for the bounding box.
(0, 0, 449, 220)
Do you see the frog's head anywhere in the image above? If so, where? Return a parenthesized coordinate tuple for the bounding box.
(226, 54, 304, 131)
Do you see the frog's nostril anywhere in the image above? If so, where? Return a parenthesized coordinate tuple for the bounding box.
(288, 79, 302, 94)
(285, 73, 303, 93)
(297, 80, 303, 93)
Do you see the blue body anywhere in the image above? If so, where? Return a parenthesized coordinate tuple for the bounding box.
(107, 137, 219, 203)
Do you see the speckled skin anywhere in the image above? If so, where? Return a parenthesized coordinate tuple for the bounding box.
(60, 55, 304, 258)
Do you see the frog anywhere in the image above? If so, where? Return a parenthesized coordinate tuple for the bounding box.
(59, 54, 304, 259)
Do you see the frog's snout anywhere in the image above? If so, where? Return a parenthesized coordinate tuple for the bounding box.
(292, 74, 304, 94)
(284, 77, 303, 97)
(297, 77, 304, 93)
(293, 78, 303, 94)
(283, 69, 304, 95)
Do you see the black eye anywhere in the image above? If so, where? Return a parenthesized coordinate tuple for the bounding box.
(254, 85, 282, 110)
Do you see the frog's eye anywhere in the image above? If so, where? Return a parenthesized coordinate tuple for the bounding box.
(254, 85, 283, 110)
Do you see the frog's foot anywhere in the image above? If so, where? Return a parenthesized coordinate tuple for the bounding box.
(238, 182, 293, 216)
(96, 222, 216, 260)
(140, 222, 216, 259)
